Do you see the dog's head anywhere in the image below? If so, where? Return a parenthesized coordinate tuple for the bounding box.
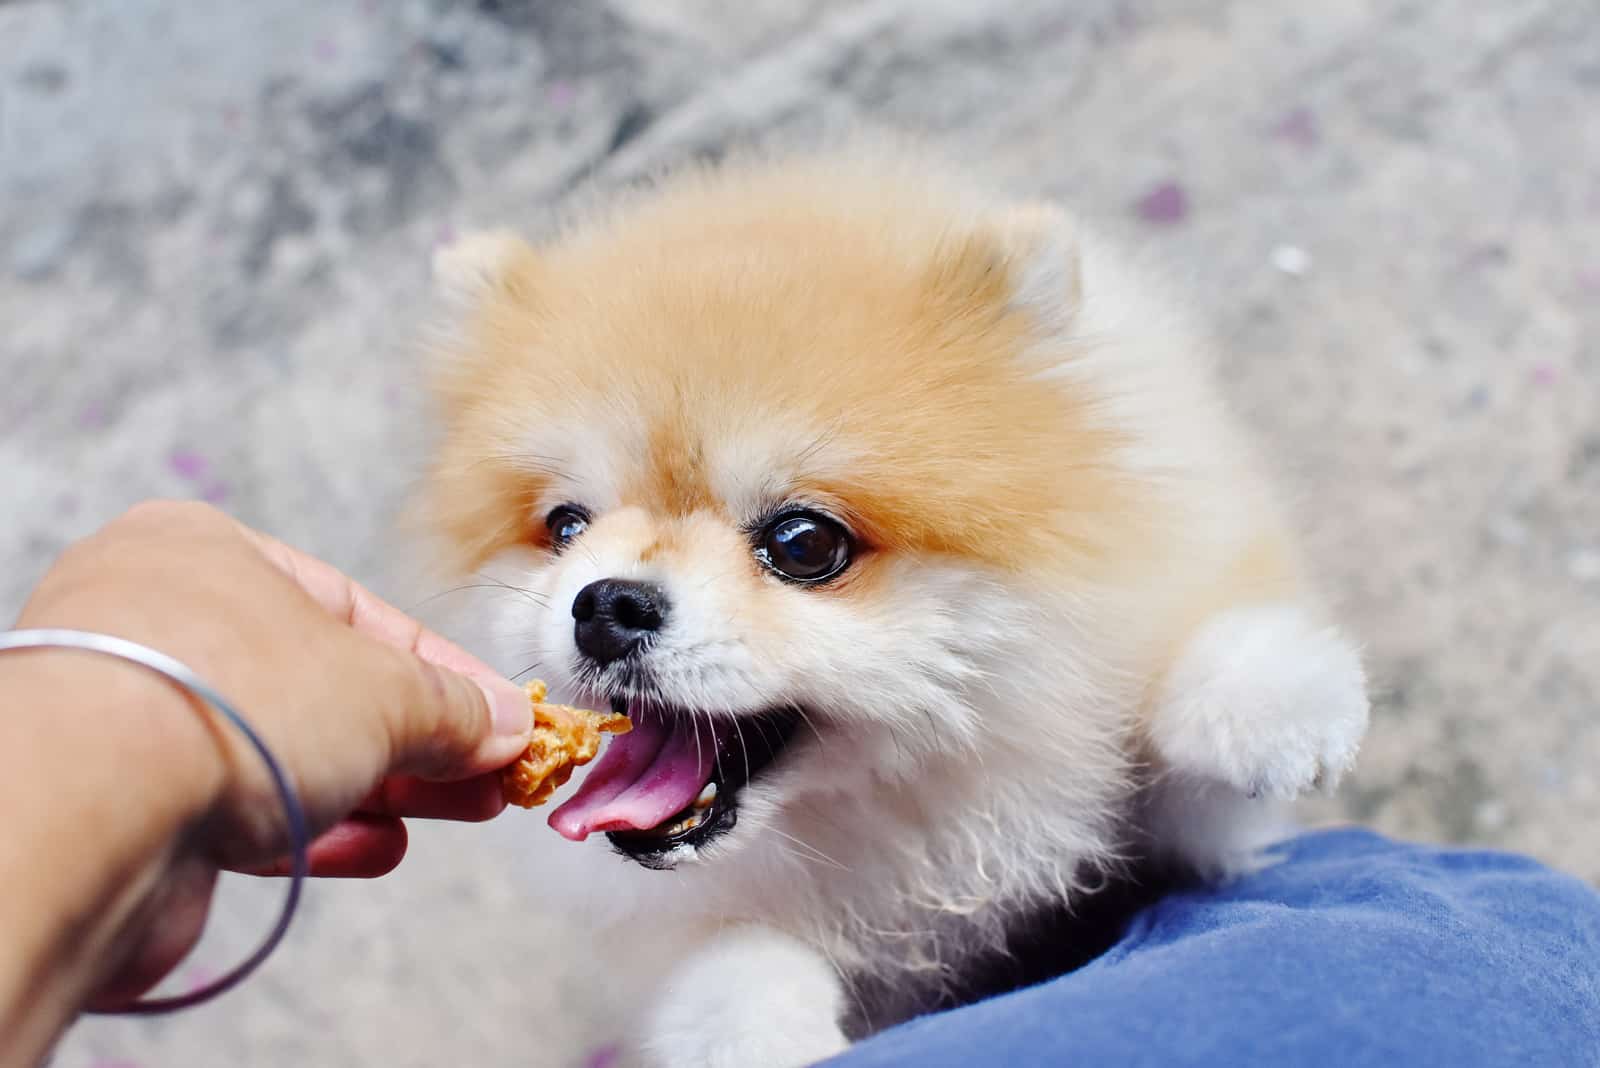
(419, 156, 1147, 871)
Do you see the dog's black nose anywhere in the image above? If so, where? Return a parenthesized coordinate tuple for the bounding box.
(572, 579, 669, 665)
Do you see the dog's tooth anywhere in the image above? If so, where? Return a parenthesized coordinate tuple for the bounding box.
(657, 813, 701, 837)
(693, 783, 717, 809)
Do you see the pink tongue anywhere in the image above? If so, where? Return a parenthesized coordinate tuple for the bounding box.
(548, 713, 725, 841)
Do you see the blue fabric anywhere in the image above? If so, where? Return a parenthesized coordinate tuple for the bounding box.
(830, 829, 1600, 1066)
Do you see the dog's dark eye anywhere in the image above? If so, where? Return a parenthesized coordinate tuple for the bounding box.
(545, 505, 590, 550)
(757, 511, 851, 584)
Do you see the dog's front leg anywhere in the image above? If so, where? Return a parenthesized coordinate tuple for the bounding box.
(1145, 601, 1371, 877)
(637, 925, 849, 1068)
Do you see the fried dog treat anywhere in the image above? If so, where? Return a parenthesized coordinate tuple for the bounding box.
(501, 680, 632, 808)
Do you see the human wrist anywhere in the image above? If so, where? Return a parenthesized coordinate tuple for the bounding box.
(0, 642, 229, 821)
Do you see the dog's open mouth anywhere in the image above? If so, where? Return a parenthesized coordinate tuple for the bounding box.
(547, 698, 800, 867)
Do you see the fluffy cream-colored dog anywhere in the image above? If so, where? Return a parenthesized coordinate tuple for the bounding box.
(417, 146, 1369, 1067)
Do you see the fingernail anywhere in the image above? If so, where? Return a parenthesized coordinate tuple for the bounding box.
(481, 678, 532, 739)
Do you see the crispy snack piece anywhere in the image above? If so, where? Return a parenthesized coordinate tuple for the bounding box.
(501, 680, 632, 808)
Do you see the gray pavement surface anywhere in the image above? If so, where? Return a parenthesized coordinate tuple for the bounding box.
(2, 1, 1596, 1065)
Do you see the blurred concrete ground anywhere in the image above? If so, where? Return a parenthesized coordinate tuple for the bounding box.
(2, 1, 1596, 1065)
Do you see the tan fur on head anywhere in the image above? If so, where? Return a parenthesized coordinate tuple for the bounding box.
(412, 146, 1368, 1064)
(424, 157, 1145, 583)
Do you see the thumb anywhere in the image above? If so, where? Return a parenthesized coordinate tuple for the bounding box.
(365, 642, 533, 781)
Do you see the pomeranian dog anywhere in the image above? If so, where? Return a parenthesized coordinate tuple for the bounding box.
(415, 145, 1370, 1067)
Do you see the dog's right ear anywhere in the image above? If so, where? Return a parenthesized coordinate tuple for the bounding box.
(415, 229, 547, 575)
(431, 229, 539, 307)
(424, 229, 542, 416)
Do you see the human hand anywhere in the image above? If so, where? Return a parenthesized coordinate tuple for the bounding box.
(3, 501, 533, 1012)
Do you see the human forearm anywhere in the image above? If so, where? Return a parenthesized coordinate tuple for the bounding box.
(0, 650, 220, 1067)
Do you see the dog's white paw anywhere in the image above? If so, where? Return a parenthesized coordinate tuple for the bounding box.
(1151, 603, 1370, 800)
(639, 926, 849, 1068)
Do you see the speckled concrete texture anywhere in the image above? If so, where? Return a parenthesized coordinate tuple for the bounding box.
(3, 2, 1596, 1066)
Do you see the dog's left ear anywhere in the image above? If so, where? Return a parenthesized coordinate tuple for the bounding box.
(993, 201, 1082, 337)
(431, 229, 540, 307)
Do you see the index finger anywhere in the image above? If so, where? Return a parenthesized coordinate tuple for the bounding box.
(232, 522, 507, 685)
